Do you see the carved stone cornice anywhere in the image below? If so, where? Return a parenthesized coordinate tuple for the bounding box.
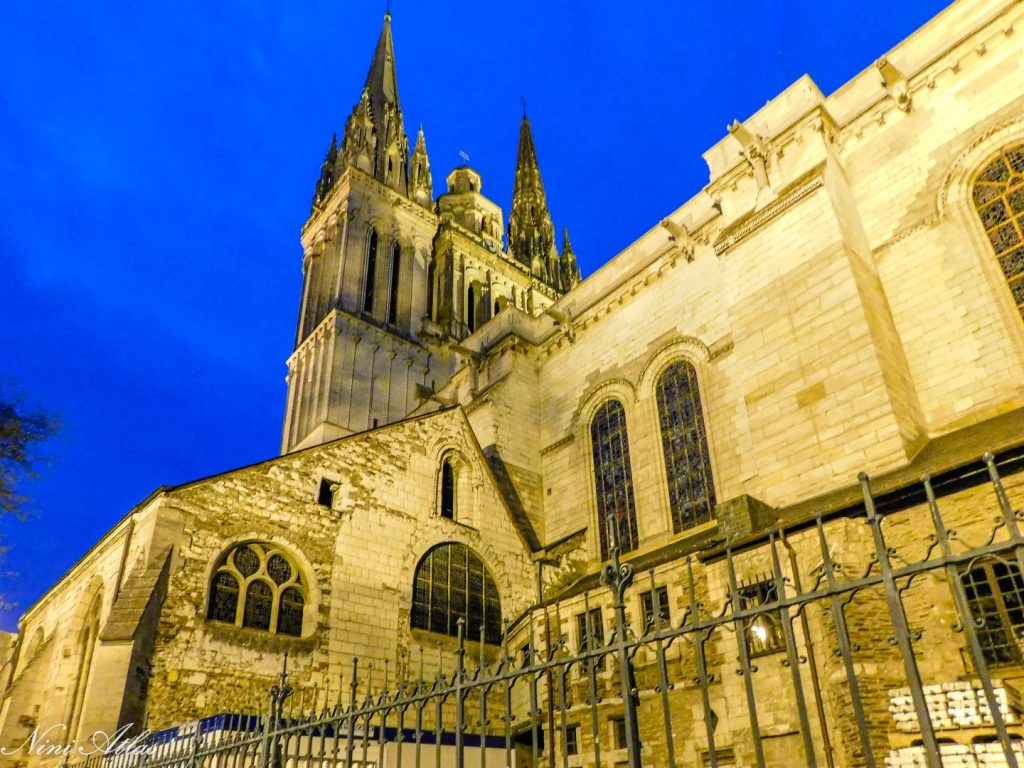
(540, 433, 575, 456)
(714, 173, 824, 256)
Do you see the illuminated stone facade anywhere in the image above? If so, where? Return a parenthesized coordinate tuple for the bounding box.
(2, 1, 1024, 765)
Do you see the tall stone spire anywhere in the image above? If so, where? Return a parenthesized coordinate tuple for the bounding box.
(338, 12, 410, 195)
(409, 126, 433, 208)
(508, 114, 560, 288)
(560, 228, 581, 290)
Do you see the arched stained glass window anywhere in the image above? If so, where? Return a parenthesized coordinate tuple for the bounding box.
(387, 242, 401, 325)
(590, 400, 638, 559)
(278, 587, 305, 637)
(207, 542, 307, 637)
(363, 229, 378, 313)
(656, 361, 716, 533)
(244, 580, 273, 631)
(208, 572, 240, 623)
(411, 543, 502, 644)
(973, 144, 1024, 322)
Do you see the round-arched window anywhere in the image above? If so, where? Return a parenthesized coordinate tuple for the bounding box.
(207, 542, 307, 637)
(411, 543, 502, 644)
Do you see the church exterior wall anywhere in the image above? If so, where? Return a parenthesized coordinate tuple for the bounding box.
(3, 1, 1024, 766)
(138, 410, 534, 731)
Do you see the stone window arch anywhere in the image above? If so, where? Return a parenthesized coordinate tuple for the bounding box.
(363, 228, 378, 313)
(972, 144, 1024, 323)
(655, 360, 716, 533)
(411, 542, 502, 644)
(207, 542, 307, 637)
(590, 399, 638, 558)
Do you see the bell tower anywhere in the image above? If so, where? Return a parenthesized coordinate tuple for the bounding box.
(282, 12, 439, 453)
(281, 12, 582, 454)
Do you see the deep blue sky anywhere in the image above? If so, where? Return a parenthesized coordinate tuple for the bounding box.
(0, 1, 949, 628)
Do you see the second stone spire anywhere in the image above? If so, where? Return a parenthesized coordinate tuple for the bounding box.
(507, 114, 581, 292)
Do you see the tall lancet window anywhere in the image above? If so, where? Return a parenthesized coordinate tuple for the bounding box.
(656, 361, 716, 533)
(426, 260, 436, 322)
(363, 229, 378, 313)
(387, 242, 402, 325)
(590, 400, 638, 558)
(440, 460, 456, 519)
(973, 144, 1024, 322)
(467, 285, 477, 333)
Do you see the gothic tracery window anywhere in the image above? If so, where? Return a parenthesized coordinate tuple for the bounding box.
(590, 399, 639, 559)
(973, 144, 1024, 321)
(411, 542, 502, 644)
(656, 361, 716, 533)
(207, 542, 307, 637)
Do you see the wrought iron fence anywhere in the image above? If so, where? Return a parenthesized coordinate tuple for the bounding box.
(67, 452, 1024, 768)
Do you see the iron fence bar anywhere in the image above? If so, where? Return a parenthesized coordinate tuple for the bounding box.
(529, 645, 541, 768)
(478, 625, 487, 768)
(601, 513, 641, 768)
(584, 591, 602, 768)
(557, 666, 570, 768)
(985, 453, 1024, 576)
(859, 472, 942, 768)
(414, 696, 426, 768)
(456, 621, 466, 768)
(725, 546, 767, 768)
(768, 531, 818, 768)
(646, 568, 677, 768)
(503, 668, 513, 768)
(781, 531, 835, 768)
(433, 689, 442, 768)
(261, 696, 274, 768)
(360, 685, 371, 768)
(378, 666, 389, 768)
(923, 473, 1020, 768)
(812, 514, 875, 768)
(316, 710, 328, 768)
(686, 555, 718, 768)
(526, 616, 543, 768)
(345, 659, 358, 768)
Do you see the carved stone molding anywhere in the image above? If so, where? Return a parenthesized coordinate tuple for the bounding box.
(714, 175, 824, 256)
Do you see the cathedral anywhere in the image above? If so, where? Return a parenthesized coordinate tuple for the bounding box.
(2, 1, 1024, 766)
